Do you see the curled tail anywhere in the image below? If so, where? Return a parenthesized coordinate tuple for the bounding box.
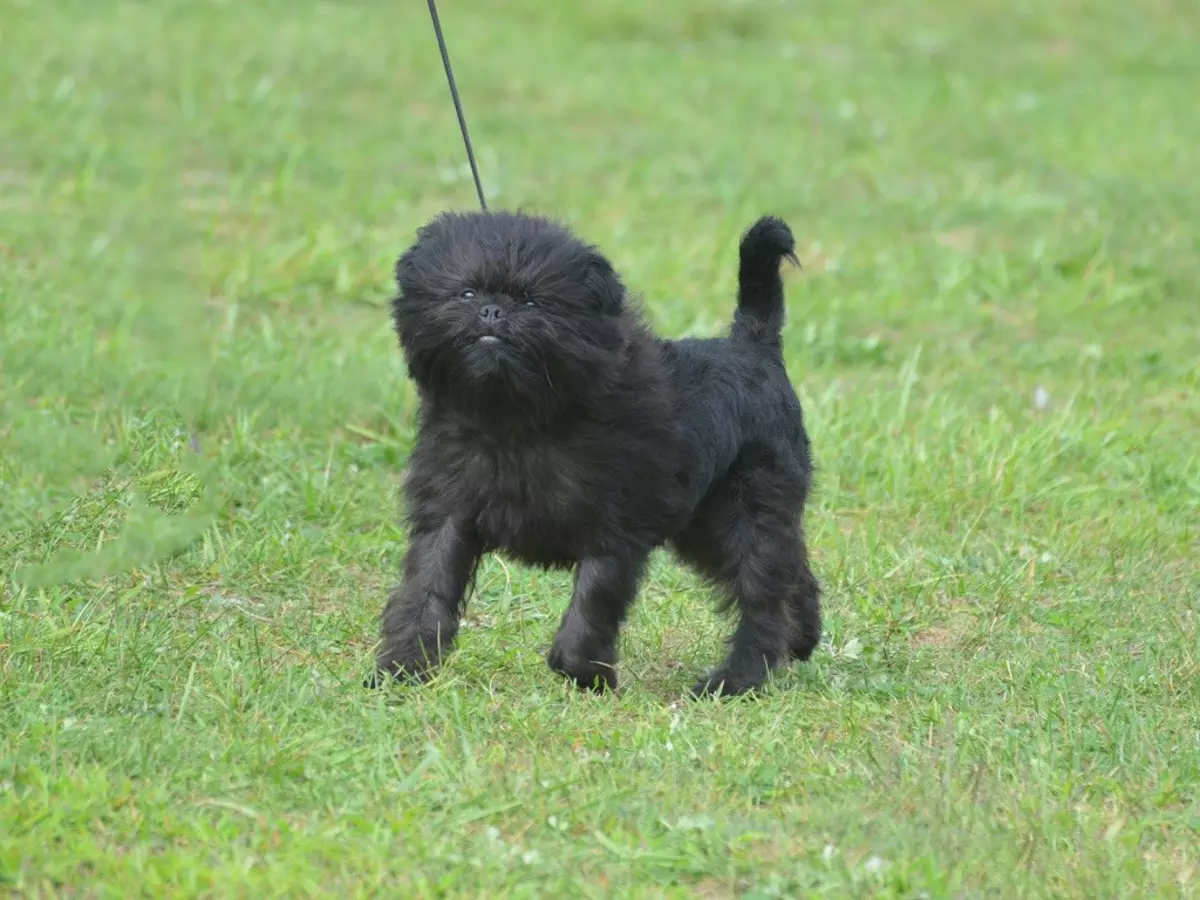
(731, 216, 799, 349)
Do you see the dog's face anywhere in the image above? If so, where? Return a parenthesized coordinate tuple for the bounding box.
(393, 211, 628, 421)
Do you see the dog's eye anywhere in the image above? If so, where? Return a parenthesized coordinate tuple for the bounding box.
(523, 298, 537, 308)
(460, 290, 475, 301)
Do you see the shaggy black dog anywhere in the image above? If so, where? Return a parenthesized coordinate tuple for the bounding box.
(369, 210, 820, 697)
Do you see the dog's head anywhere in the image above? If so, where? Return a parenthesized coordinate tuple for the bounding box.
(393, 210, 629, 422)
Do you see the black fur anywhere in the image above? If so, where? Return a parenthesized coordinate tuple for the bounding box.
(369, 210, 821, 697)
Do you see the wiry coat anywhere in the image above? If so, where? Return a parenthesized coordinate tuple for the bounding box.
(371, 210, 821, 696)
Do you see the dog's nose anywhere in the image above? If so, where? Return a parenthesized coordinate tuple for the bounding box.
(478, 304, 505, 325)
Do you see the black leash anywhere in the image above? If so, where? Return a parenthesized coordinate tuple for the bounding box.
(426, 0, 488, 210)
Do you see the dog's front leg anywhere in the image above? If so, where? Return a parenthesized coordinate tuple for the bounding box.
(547, 551, 648, 692)
(369, 519, 480, 686)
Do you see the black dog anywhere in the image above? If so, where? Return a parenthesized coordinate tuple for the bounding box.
(370, 210, 820, 696)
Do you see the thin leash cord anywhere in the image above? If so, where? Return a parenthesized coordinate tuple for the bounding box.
(426, 0, 488, 211)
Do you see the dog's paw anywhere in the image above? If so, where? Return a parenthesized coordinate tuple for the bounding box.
(690, 667, 763, 699)
(547, 642, 618, 693)
(364, 661, 434, 690)
(364, 663, 434, 690)
(369, 633, 447, 689)
(788, 619, 822, 662)
(789, 634, 820, 662)
(364, 669, 396, 690)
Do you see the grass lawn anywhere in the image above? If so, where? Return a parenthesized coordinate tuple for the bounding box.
(2, 0, 1198, 895)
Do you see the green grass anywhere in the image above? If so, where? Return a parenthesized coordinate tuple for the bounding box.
(2, 0, 1198, 895)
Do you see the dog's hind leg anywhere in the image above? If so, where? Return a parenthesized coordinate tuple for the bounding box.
(787, 536, 822, 661)
(691, 528, 798, 697)
(672, 443, 817, 697)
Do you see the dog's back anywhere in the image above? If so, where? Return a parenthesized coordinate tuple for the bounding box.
(662, 217, 809, 510)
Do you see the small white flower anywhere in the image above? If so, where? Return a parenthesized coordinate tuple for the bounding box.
(839, 637, 863, 660)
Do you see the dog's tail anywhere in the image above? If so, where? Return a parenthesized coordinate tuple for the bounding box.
(731, 216, 798, 349)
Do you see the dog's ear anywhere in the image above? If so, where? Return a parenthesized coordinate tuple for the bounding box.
(583, 250, 625, 316)
(396, 218, 448, 285)
(394, 246, 416, 286)
(396, 214, 455, 282)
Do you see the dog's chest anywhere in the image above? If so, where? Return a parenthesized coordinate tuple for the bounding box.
(453, 440, 592, 562)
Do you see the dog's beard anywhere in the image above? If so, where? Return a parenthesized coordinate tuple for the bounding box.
(459, 332, 553, 398)
(406, 322, 592, 425)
